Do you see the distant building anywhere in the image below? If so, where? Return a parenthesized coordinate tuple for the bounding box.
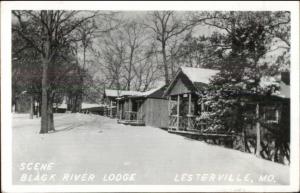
(81, 103, 106, 115)
(117, 85, 169, 128)
(103, 89, 142, 118)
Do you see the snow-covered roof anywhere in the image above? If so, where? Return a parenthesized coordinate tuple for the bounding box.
(57, 103, 67, 109)
(164, 66, 219, 96)
(55, 99, 105, 110)
(55, 98, 67, 109)
(115, 85, 167, 100)
(259, 76, 280, 88)
(134, 86, 164, 97)
(181, 66, 219, 84)
(273, 81, 290, 99)
(104, 89, 143, 97)
(81, 103, 105, 109)
(259, 74, 290, 99)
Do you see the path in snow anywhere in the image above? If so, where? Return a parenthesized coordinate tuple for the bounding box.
(12, 113, 289, 185)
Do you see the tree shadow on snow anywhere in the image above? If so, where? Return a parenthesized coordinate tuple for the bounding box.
(50, 123, 85, 133)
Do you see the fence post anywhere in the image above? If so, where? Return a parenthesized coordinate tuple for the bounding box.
(177, 95, 180, 131)
(168, 96, 171, 116)
(188, 93, 192, 130)
(256, 103, 261, 157)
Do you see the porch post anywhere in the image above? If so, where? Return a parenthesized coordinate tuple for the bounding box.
(116, 100, 119, 119)
(201, 102, 204, 114)
(136, 100, 140, 120)
(188, 93, 192, 129)
(168, 96, 171, 116)
(188, 93, 192, 115)
(275, 109, 279, 123)
(110, 100, 113, 118)
(177, 95, 180, 130)
(129, 98, 132, 120)
(119, 102, 122, 120)
(256, 103, 261, 157)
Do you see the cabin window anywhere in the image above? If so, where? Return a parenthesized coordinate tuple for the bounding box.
(263, 106, 279, 123)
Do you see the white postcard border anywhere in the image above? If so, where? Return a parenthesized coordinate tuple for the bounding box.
(1, 1, 299, 192)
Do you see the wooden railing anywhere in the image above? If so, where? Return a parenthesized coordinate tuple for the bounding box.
(168, 114, 208, 132)
(168, 115, 177, 129)
(188, 115, 208, 132)
(120, 111, 143, 121)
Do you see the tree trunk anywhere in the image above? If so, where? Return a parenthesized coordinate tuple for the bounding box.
(48, 95, 55, 132)
(162, 41, 169, 85)
(127, 48, 134, 90)
(38, 100, 41, 117)
(256, 103, 261, 157)
(73, 95, 78, 113)
(230, 11, 237, 54)
(40, 57, 49, 134)
(29, 95, 34, 119)
(83, 46, 86, 69)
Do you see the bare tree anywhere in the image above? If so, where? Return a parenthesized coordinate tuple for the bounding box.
(96, 30, 127, 91)
(132, 49, 161, 91)
(123, 21, 146, 90)
(146, 11, 195, 84)
(12, 10, 100, 133)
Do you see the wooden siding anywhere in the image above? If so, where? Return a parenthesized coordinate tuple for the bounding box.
(123, 98, 132, 112)
(139, 98, 169, 128)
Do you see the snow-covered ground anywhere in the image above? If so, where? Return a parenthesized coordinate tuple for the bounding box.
(12, 113, 289, 185)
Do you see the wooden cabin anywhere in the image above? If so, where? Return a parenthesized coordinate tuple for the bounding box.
(117, 85, 169, 128)
(103, 89, 142, 118)
(165, 67, 290, 164)
(238, 74, 290, 163)
(164, 66, 219, 133)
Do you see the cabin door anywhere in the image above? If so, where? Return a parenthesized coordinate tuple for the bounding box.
(132, 101, 138, 112)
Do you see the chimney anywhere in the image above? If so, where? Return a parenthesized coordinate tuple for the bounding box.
(281, 71, 290, 85)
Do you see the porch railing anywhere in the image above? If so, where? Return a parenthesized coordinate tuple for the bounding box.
(168, 115, 177, 129)
(119, 111, 144, 121)
(168, 114, 208, 132)
(188, 115, 208, 132)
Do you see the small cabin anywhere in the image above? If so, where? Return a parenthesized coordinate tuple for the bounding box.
(117, 85, 169, 128)
(103, 89, 141, 118)
(164, 66, 219, 133)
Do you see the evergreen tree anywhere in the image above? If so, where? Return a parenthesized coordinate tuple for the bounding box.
(199, 14, 280, 135)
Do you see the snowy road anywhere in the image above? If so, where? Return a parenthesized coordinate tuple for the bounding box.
(12, 113, 289, 185)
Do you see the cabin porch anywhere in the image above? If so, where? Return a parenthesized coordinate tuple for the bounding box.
(168, 93, 209, 133)
(117, 97, 145, 126)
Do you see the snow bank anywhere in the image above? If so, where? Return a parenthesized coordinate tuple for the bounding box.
(12, 113, 289, 185)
